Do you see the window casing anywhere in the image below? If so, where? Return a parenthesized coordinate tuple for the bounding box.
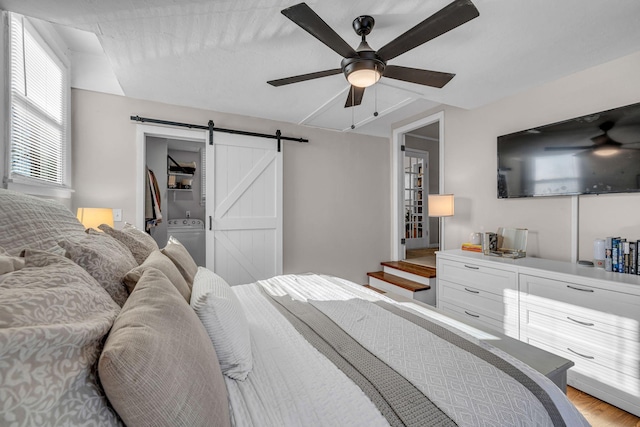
(5, 13, 71, 196)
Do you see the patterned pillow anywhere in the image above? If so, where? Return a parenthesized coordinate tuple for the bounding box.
(58, 229, 137, 306)
(162, 235, 198, 286)
(190, 267, 252, 380)
(0, 249, 122, 426)
(123, 250, 191, 302)
(0, 189, 86, 256)
(98, 223, 158, 265)
(99, 267, 231, 427)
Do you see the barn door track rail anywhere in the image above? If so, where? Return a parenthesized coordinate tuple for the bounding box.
(130, 115, 309, 152)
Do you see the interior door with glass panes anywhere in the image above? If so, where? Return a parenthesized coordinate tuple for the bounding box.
(404, 149, 429, 249)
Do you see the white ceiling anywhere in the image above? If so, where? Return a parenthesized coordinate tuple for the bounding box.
(2, 0, 639, 138)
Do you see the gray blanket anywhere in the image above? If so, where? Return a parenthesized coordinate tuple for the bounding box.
(261, 285, 566, 427)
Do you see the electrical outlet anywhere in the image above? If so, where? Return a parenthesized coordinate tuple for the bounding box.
(186, 210, 190, 218)
(113, 208, 123, 222)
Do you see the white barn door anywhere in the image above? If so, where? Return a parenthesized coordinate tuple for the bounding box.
(205, 132, 282, 286)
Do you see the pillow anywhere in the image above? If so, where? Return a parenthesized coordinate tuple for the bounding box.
(98, 223, 158, 265)
(124, 250, 191, 302)
(58, 229, 137, 306)
(162, 235, 198, 286)
(0, 246, 24, 274)
(121, 222, 159, 250)
(0, 189, 86, 256)
(99, 267, 231, 427)
(0, 249, 122, 426)
(190, 267, 252, 380)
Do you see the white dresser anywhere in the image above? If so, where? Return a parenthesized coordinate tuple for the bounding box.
(436, 249, 640, 417)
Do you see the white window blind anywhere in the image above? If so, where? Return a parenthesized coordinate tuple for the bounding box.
(8, 13, 69, 188)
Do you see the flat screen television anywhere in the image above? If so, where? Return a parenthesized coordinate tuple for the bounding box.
(497, 102, 640, 198)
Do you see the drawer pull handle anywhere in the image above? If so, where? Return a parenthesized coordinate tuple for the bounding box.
(464, 287, 480, 294)
(567, 348, 595, 360)
(566, 285, 594, 293)
(567, 317, 594, 327)
(464, 264, 480, 270)
(464, 310, 480, 318)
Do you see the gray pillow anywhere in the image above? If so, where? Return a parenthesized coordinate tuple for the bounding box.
(162, 235, 198, 286)
(98, 223, 158, 265)
(99, 267, 231, 427)
(0, 189, 86, 256)
(0, 249, 122, 426)
(58, 229, 137, 306)
(124, 250, 191, 302)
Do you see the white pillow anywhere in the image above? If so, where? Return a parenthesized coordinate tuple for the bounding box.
(190, 267, 252, 380)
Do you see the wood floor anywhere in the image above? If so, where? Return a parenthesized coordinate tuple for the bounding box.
(568, 387, 640, 427)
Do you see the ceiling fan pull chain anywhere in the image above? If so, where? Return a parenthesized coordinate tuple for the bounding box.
(351, 85, 356, 129)
(374, 64, 379, 117)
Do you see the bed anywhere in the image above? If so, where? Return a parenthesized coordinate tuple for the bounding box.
(0, 189, 590, 427)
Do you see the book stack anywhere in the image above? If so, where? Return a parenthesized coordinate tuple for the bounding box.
(461, 243, 482, 253)
(605, 237, 639, 274)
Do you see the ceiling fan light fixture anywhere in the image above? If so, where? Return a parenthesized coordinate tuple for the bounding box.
(347, 68, 381, 88)
(342, 55, 385, 88)
(593, 146, 619, 157)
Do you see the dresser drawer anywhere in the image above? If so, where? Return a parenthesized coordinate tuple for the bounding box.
(520, 274, 640, 327)
(527, 336, 640, 394)
(439, 259, 517, 296)
(439, 300, 518, 338)
(522, 313, 640, 378)
(521, 299, 638, 342)
(440, 279, 518, 319)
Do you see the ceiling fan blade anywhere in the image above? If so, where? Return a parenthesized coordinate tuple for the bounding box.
(384, 65, 455, 88)
(345, 86, 365, 108)
(281, 3, 357, 58)
(267, 68, 342, 87)
(377, 0, 479, 61)
(544, 145, 596, 151)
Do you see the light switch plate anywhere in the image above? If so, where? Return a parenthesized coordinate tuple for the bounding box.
(113, 208, 122, 222)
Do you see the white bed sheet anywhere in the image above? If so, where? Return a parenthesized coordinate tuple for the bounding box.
(225, 282, 390, 427)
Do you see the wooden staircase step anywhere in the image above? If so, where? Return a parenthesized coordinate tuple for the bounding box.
(381, 261, 436, 279)
(363, 285, 386, 294)
(367, 271, 430, 293)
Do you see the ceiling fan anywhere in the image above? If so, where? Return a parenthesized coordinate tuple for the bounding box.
(267, 0, 480, 108)
(544, 121, 640, 157)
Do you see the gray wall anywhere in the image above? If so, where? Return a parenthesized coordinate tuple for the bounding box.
(393, 50, 640, 262)
(71, 89, 391, 285)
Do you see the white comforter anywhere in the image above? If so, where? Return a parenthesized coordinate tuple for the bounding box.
(226, 274, 589, 427)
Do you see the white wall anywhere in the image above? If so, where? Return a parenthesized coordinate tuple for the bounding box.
(394, 51, 640, 262)
(71, 89, 390, 284)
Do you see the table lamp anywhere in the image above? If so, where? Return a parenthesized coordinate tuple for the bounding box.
(76, 207, 114, 230)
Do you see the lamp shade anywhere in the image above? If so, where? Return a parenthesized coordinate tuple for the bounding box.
(428, 194, 454, 217)
(76, 207, 114, 229)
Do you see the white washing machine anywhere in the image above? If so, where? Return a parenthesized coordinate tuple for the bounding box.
(167, 218, 206, 267)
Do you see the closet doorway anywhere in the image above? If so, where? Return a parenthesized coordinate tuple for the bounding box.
(137, 125, 207, 265)
(146, 137, 206, 265)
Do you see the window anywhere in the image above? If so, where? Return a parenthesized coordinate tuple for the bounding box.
(6, 13, 71, 195)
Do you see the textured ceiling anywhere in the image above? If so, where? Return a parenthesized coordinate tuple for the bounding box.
(2, 0, 639, 137)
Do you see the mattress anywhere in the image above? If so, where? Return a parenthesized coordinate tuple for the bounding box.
(226, 274, 589, 427)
